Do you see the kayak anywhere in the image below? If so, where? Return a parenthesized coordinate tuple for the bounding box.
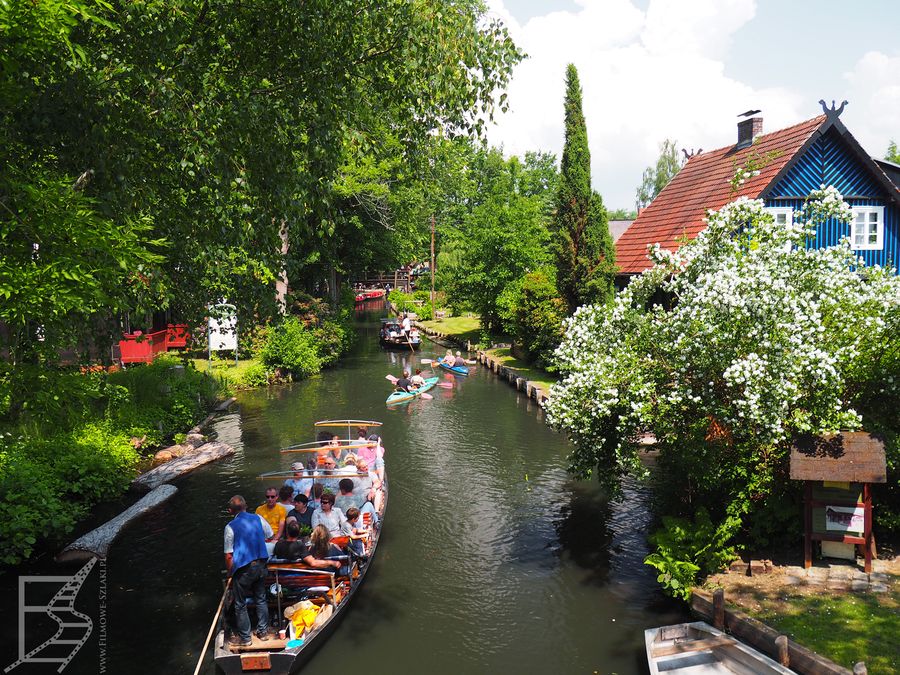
(385, 377, 438, 405)
(438, 361, 469, 376)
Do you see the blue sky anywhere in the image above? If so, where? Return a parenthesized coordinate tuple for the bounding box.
(488, 0, 900, 210)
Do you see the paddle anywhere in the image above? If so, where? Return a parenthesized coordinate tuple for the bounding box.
(420, 392, 433, 400)
(385, 374, 398, 384)
(193, 577, 231, 675)
(421, 358, 434, 364)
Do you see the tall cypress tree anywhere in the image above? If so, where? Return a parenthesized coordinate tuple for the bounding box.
(554, 64, 616, 312)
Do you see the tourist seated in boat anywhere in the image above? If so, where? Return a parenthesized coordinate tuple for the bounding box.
(276, 484, 295, 514)
(441, 349, 455, 365)
(223, 495, 272, 647)
(274, 521, 342, 571)
(308, 483, 325, 511)
(255, 487, 286, 542)
(356, 427, 368, 445)
(394, 369, 415, 392)
(453, 351, 467, 367)
(344, 507, 367, 557)
(315, 456, 340, 493)
(285, 493, 314, 530)
(410, 368, 426, 388)
(311, 492, 350, 537)
(357, 436, 385, 483)
(284, 462, 312, 499)
(334, 478, 360, 513)
(353, 458, 384, 514)
(408, 326, 420, 342)
(327, 434, 343, 460)
(309, 524, 349, 576)
(336, 454, 358, 475)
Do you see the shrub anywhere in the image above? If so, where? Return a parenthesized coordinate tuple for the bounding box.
(499, 269, 565, 368)
(644, 508, 740, 599)
(238, 362, 270, 388)
(260, 317, 322, 378)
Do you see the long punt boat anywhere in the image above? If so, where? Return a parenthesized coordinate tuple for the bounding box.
(211, 420, 386, 674)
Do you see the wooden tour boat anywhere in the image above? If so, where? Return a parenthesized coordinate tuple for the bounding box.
(378, 318, 420, 350)
(645, 621, 794, 675)
(353, 288, 386, 304)
(208, 419, 387, 674)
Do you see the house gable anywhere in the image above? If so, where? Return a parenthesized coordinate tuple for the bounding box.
(768, 127, 883, 198)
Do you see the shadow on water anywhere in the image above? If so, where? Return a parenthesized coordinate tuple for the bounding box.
(0, 306, 686, 675)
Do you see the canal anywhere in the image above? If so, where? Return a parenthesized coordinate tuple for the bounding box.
(1, 308, 684, 674)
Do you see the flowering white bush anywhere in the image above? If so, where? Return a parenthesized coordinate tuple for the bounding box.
(545, 188, 900, 532)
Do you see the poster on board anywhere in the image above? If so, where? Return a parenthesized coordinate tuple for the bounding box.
(825, 505, 865, 533)
(208, 303, 237, 352)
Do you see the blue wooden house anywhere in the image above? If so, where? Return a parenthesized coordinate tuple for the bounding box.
(617, 102, 900, 277)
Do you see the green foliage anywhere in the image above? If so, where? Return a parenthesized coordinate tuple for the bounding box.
(498, 269, 566, 368)
(0, 356, 225, 565)
(552, 65, 616, 312)
(635, 139, 684, 209)
(885, 140, 900, 164)
(260, 317, 323, 379)
(238, 363, 271, 388)
(608, 208, 637, 220)
(437, 147, 555, 332)
(644, 508, 740, 600)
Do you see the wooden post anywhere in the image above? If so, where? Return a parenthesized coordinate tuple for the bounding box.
(804, 481, 813, 569)
(775, 635, 789, 667)
(712, 588, 725, 630)
(853, 663, 867, 675)
(863, 482, 873, 573)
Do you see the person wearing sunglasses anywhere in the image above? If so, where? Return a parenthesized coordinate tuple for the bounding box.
(255, 487, 286, 542)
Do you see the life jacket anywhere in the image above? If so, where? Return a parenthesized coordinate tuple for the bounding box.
(228, 511, 268, 573)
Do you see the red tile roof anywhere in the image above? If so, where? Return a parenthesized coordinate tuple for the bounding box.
(616, 115, 827, 274)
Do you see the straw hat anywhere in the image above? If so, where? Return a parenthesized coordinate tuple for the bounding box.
(291, 461, 304, 471)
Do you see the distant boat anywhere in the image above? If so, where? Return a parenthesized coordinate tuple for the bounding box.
(354, 288, 386, 303)
(645, 621, 793, 675)
(378, 318, 421, 351)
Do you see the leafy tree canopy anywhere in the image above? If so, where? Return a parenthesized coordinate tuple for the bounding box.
(635, 138, 684, 209)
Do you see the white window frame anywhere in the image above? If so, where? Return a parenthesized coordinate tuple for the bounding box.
(764, 207, 794, 227)
(850, 206, 884, 251)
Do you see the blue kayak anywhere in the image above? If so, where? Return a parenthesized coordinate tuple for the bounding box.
(385, 377, 439, 405)
(438, 361, 469, 376)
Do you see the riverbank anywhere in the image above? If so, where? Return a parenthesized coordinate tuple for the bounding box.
(703, 557, 900, 673)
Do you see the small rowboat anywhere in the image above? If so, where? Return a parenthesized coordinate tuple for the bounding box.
(209, 419, 387, 675)
(438, 361, 469, 376)
(354, 288, 386, 303)
(645, 622, 793, 674)
(385, 377, 438, 405)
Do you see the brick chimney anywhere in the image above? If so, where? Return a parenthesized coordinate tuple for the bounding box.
(737, 116, 763, 149)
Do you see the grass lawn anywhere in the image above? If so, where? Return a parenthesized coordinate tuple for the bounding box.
(707, 570, 900, 674)
(484, 347, 558, 393)
(419, 315, 482, 345)
(188, 357, 261, 388)
(749, 590, 898, 673)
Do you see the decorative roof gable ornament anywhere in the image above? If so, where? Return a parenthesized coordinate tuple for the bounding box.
(819, 99, 848, 122)
(682, 147, 702, 161)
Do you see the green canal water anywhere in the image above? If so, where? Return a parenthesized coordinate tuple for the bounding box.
(1, 307, 685, 674)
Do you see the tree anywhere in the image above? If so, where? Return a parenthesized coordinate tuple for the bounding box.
(1, 0, 524, 362)
(437, 145, 556, 332)
(886, 141, 900, 164)
(552, 64, 616, 313)
(635, 139, 684, 209)
(545, 187, 900, 593)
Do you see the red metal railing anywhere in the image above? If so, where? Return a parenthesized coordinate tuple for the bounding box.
(118, 324, 190, 364)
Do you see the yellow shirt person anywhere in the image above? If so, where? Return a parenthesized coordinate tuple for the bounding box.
(255, 490, 285, 541)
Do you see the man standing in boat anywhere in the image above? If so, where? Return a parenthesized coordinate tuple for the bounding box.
(223, 495, 272, 647)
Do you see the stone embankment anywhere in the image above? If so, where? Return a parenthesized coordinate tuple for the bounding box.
(416, 322, 550, 404)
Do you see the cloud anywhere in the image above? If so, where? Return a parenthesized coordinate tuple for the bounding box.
(486, 0, 808, 209)
(842, 51, 900, 156)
